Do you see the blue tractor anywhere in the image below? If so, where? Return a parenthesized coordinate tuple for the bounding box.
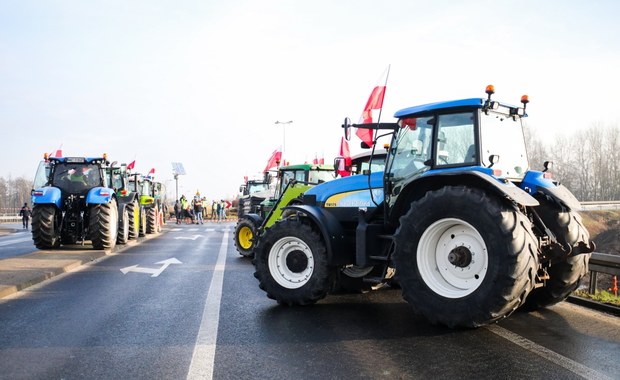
(31, 154, 121, 250)
(253, 86, 595, 328)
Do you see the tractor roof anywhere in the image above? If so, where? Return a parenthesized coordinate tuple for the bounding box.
(279, 164, 333, 171)
(394, 98, 484, 118)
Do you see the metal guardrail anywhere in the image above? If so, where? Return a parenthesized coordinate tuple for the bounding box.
(588, 252, 620, 293)
(580, 201, 620, 211)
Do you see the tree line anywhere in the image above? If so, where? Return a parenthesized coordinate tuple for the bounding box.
(1, 123, 618, 214)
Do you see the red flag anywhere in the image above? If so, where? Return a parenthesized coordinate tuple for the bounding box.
(356, 85, 386, 147)
(50, 145, 63, 158)
(337, 137, 352, 177)
(319, 156, 324, 165)
(146, 168, 155, 179)
(263, 149, 282, 172)
(356, 66, 390, 147)
(127, 160, 135, 170)
(312, 154, 319, 165)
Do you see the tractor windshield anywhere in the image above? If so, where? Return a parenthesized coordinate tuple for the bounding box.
(479, 111, 529, 179)
(387, 115, 434, 180)
(52, 163, 102, 194)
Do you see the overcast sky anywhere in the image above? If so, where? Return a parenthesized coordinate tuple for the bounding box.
(1, 0, 619, 200)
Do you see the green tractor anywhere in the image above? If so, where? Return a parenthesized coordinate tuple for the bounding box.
(109, 164, 143, 242)
(234, 163, 334, 257)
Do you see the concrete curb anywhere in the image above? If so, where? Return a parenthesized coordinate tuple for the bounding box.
(0, 229, 164, 299)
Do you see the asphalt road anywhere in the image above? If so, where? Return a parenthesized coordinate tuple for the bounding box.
(0, 222, 618, 380)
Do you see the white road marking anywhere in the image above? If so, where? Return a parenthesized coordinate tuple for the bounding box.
(120, 258, 182, 277)
(187, 231, 228, 380)
(486, 324, 613, 380)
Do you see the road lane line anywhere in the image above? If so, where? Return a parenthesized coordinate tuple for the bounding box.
(486, 324, 613, 380)
(187, 231, 228, 380)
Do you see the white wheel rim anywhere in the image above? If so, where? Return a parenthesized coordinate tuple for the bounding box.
(268, 236, 314, 289)
(417, 218, 488, 298)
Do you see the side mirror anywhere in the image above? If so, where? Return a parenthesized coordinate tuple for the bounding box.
(488, 154, 500, 168)
(342, 117, 352, 141)
(334, 156, 345, 176)
(543, 161, 553, 172)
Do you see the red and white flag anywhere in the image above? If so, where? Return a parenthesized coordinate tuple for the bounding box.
(263, 148, 282, 172)
(127, 160, 136, 170)
(50, 144, 63, 158)
(356, 66, 390, 147)
(337, 137, 352, 177)
(146, 168, 155, 179)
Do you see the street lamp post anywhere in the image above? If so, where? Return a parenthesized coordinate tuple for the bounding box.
(275, 120, 293, 160)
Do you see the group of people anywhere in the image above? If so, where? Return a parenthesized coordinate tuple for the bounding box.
(173, 193, 230, 224)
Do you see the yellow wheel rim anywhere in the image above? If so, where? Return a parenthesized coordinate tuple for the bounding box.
(238, 226, 254, 250)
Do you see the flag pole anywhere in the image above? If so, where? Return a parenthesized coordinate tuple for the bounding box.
(375, 64, 391, 125)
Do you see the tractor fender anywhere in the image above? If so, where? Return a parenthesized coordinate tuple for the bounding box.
(31, 186, 62, 208)
(520, 170, 581, 210)
(86, 187, 115, 204)
(242, 213, 264, 226)
(394, 170, 538, 220)
(282, 204, 347, 265)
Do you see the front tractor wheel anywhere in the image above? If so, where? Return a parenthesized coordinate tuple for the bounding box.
(234, 218, 259, 257)
(31, 204, 61, 249)
(393, 186, 538, 328)
(253, 218, 336, 305)
(90, 199, 119, 250)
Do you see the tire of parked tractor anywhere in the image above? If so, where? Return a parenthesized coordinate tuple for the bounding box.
(90, 199, 119, 250)
(116, 206, 129, 245)
(146, 206, 158, 234)
(253, 218, 336, 305)
(139, 206, 147, 237)
(393, 186, 538, 328)
(522, 198, 592, 311)
(31, 204, 61, 249)
(127, 201, 139, 240)
(235, 218, 259, 257)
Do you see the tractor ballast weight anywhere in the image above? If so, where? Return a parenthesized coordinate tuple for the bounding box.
(31, 155, 121, 250)
(253, 86, 595, 328)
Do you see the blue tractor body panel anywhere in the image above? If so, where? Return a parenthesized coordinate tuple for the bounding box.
(86, 187, 115, 205)
(305, 171, 384, 206)
(31, 186, 62, 208)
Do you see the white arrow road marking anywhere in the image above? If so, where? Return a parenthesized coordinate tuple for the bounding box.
(174, 235, 203, 240)
(120, 258, 182, 277)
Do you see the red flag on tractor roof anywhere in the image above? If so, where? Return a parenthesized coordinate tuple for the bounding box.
(127, 160, 135, 170)
(263, 148, 282, 172)
(356, 66, 390, 148)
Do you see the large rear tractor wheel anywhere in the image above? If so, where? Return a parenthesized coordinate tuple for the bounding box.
(253, 218, 336, 305)
(127, 200, 140, 240)
(235, 217, 259, 257)
(146, 205, 159, 234)
(90, 199, 119, 250)
(116, 206, 129, 244)
(523, 198, 593, 310)
(31, 204, 61, 249)
(393, 186, 538, 328)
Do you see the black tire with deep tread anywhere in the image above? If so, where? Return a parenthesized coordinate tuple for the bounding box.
(90, 199, 119, 250)
(139, 206, 147, 237)
(31, 204, 61, 249)
(253, 218, 336, 305)
(523, 198, 592, 310)
(117, 206, 129, 244)
(393, 186, 539, 328)
(127, 201, 139, 240)
(146, 206, 158, 234)
(234, 217, 259, 257)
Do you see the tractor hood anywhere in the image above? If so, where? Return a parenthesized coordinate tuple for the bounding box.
(304, 171, 384, 205)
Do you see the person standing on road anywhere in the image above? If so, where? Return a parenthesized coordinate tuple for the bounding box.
(193, 192, 204, 225)
(174, 200, 181, 224)
(211, 200, 217, 221)
(19, 203, 31, 230)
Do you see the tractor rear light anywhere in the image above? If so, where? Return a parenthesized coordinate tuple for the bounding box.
(492, 169, 502, 177)
(99, 190, 111, 196)
(120, 189, 128, 196)
(543, 172, 552, 179)
(33, 190, 44, 196)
